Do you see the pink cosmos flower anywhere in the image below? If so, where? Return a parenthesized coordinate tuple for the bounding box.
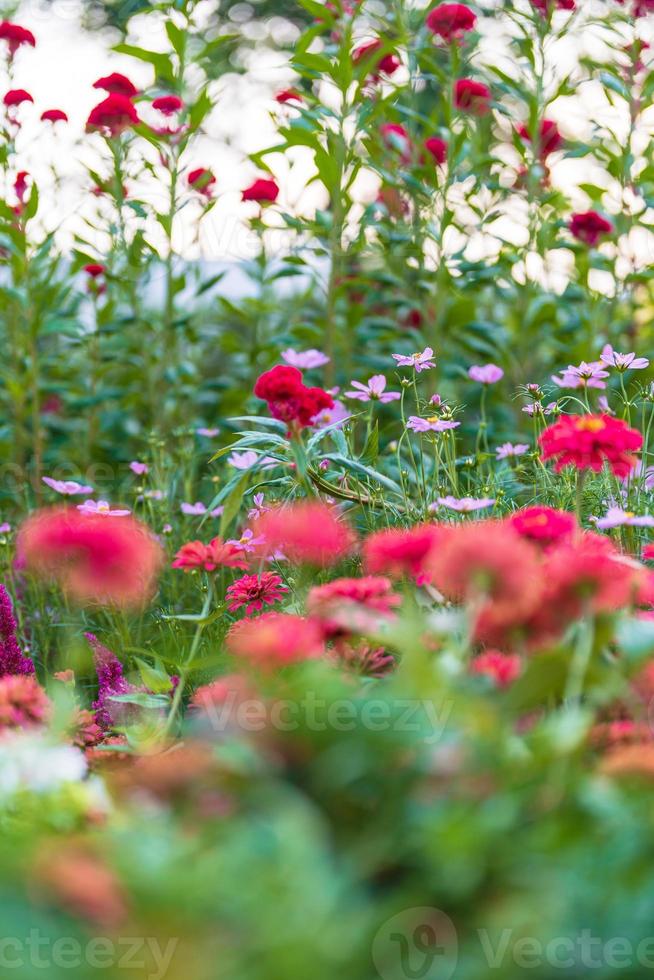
(248, 494, 268, 521)
(227, 450, 277, 470)
(226, 528, 268, 555)
(180, 502, 224, 517)
(495, 443, 529, 460)
(42, 478, 94, 496)
(281, 348, 330, 369)
(592, 507, 654, 530)
(129, 461, 148, 476)
(522, 401, 556, 416)
(600, 344, 649, 372)
(431, 496, 496, 513)
(312, 400, 350, 429)
(0, 523, 10, 534)
(344, 375, 401, 403)
(407, 417, 460, 433)
(225, 572, 289, 615)
(468, 363, 503, 384)
(392, 347, 436, 372)
(551, 361, 609, 390)
(196, 427, 220, 438)
(77, 500, 131, 517)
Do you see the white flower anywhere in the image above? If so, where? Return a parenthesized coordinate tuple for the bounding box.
(0, 733, 87, 798)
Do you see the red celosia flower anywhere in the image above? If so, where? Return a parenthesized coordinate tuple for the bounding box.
(470, 651, 521, 688)
(254, 365, 303, 401)
(424, 136, 448, 164)
(0, 22, 35, 55)
(426, 3, 477, 41)
(226, 612, 324, 668)
(14, 171, 29, 204)
(569, 211, 613, 246)
(242, 178, 279, 203)
(531, 0, 575, 12)
(454, 78, 491, 114)
(188, 167, 216, 197)
(509, 506, 577, 547)
(307, 575, 401, 635)
(380, 123, 411, 162)
(226, 572, 288, 615)
(363, 524, 447, 584)
(93, 73, 138, 98)
(4, 89, 33, 107)
(275, 89, 303, 104)
(0, 584, 34, 676)
(254, 364, 333, 429)
(84, 263, 106, 278)
(539, 414, 642, 478)
(17, 507, 163, 608)
(254, 502, 355, 567)
(171, 538, 248, 573)
(517, 118, 563, 158)
(352, 39, 401, 78)
(87, 94, 139, 137)
(152, 95, 183, 115)
(41, 109, 68, 123)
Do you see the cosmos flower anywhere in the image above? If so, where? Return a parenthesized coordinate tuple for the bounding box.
(196, 427, 220, 438)
(496, 443, 529, 459)
(180, 502, 224, 517)
(227, 450, 277, 470)
(392, 347, 436, 372)
(468, 363, 503, 384)
(551, 361, 609, 390)
(311, 400, 350, 429)
(522, 401, 556, 416)
(281, 348, 330, 369)
(600, 344, 649, 372)
(344, 375, 401, 403)
(406, 417, 460, 433)
(591, 507, 654, 530)
(129, 461, 148, 476)
(77, 500, 131, 517)
(42, 478, 94, 496)
(431, 496, 496, 513)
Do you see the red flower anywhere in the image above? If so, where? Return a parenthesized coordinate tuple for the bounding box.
(152, 95, 183, 115)
(0, 675, 50, 729)
(517, 118, 563, 158)
(171, 538, 248, 573)
(226, 612, 324, 668)
(531, 0, 575, 12)
(509, 506, 577, 547)
(424, 136, 448, 164)
(4, 89, 33, 107)
(226, 572, 288, 615)
(41, 109, 68, 123)
(275, 89, 303, 104)
(14, 171, 29, 204)
(363, 524, 446, 584)
(426, 3, 477, 41)
(470, 651, 521, 688)
(84, 263, 106, 278)
(87, 94, 139, 137)
(569, 210, 613, 246)
(380, 123, 411, 161)
(308, 575, 401, 636)
(643, 544, 654, 561)
(539, 414, 642, 478)
(93, 73, 138, 98)
(188, 167, 216, 197)
(0, 22, 35, 55)
(254, 364, 333, 428)
(454, 78, 491, 114)
(352, 39, 401, 79)
(242, 178, 279, 204)
(541, 535, 641, 621)
(254, 502, 355, 567)
(17, 508, 163, 608)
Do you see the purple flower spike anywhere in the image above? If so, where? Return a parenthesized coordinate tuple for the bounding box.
(86, 632, 133, 730)
(0, 584, 34, 676)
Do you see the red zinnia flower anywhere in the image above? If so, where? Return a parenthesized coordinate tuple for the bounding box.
(242, 178, 279, 203)
(539, 414, 642, 478)
(253, 502, 355, 567)
(424, 136, 448, 165)
(87, 94, 139, 137)
(0, 22, 35, 55)
(569, 211, 613, 246)
(426, 3, 477, 41)
(509, 506, 577, 547)
(226, 572, 288, 615)
(352, 39, 401, 79)
(454, 78, 491, 114)
(517, 118, 563, 158)
(93, 73, 138, 98)
(4, 89, 33, 107)
(363, 524, 446, 584)
(226, 612, 324, 668)
(0, 675, 50, 730)
(188, 167, 216, 197)
(541, 535, 641, 620)
(41, 109, 68, 123)
(17, 507, 163, 608)
(308, 575, 401, 636)
(152, 95, 183, 115)
(171, 538, 248, 573)
(470, 651, 521, 688)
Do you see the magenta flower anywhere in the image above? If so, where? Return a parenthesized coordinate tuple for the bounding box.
(77, 499, 131, 517)
(228, 450, 276, 470)
(0, 584, 34, 677)
(592, 507, 654, 530)
(226, 572, 289, 615)
(129, 461, 148, 476)
(180, 502, 224, 517)
(312, 400, 350, 429)
(522, 401, 556, 416)
(0, 523, 10, 534)
(468, 363, 503, 384)
(392, 347, 436, 372)
(344, 375, 401, 403)
(196, 427, 220, 438)
(248, 493, 268, 520)
(281, 348, 330, 369)
(600, 344, 649, 372)
(551, 361, 609, 390)
(406, 417, 460, 433)
(42, 477, 94, 496)
(430, 495, 496, 513)
(495, 442, 529, 460)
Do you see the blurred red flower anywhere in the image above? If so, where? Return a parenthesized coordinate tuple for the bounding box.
(188, 167, 216, 197)
(0, 22, 35, 55)
(275, 89, 303, 104)
(517, 118, 563, 158)
(41, 108, 68, 123)
(569, 210, 613, 245)
(509, 506, 577, 547)
(363, 524, 447, 584)
(4, 89, 33, 107)
(352, 39, 400, 78)
(308, 575, 401, 636)
(470, 651, 521, 687)
(426, 3, 477, 41)
(242, 177, 279, 203)
(152, 95, 183, 115)
(454, 78, 491, 114)
(226, 612, 324, 668)
(172, 538, 248, 573)
(424, 136, 448, 164)
(93, 73, 138, 98)
(87, 94, 139, 137)
(539, 414, 642, 478)
(254, 502, 356, 567)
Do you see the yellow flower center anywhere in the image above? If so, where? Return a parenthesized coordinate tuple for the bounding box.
(575, 417, 605, 433)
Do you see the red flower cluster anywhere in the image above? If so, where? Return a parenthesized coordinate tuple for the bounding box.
(426, 3, 477, 41)
(87, 94, 139, 137)
(226, 612, 324, 668)
(17, 508, 163, 608)
(352, 39, 401, 80)
(253, 501, 355, 567)
(0, 22, 35, 56)
(539, 414, 642, 478)
(569, 211, 613, 246)
(171, 538, 248, 573)
(517, 119, 563, 159)
(254, 364, 333, 429)
(226, 572, 288, 615)
(307, 575, 401, 636)
(363, 524, 447, 584)
(454, 78, 491, 115)
(509, 506, 577, 547)
(531, 0, 575, 12)
(93, 73, 138, 98)
(242, 178, 279, 204)
(152, 95, 183, 115)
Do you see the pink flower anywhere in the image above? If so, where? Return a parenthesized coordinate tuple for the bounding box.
(196, 427, 220, 437)
(226, 572, 289, 615)
(392, 347, 436, 372)
(77, 500, 131, 517)
(592, 507, 654, 530)
(432, 496, 496, 513)
(226, 613, 324, 668)
(180, 502, 224, 517)
(468, 363, 503, 384)
(522, 401, 556, 416)
(42, 478, 94, 496)
(600, 344, 649, 372)
(470, 651, 521, 688)
(281, 348, 330, 369)
(171, 538, 248, 572)
(227, 450, 276, 470)
(129, 461, 148, 476)
(569, 211, 613, 246)
(344, 375, 401, 403)
(495, 443, 529, 460)
(253, 502, 355, 567)
(426, 3, 477, 41)
(407, 417, 460, 433)
(551, 361, 609, 390)
(311, 400, 350, 429)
